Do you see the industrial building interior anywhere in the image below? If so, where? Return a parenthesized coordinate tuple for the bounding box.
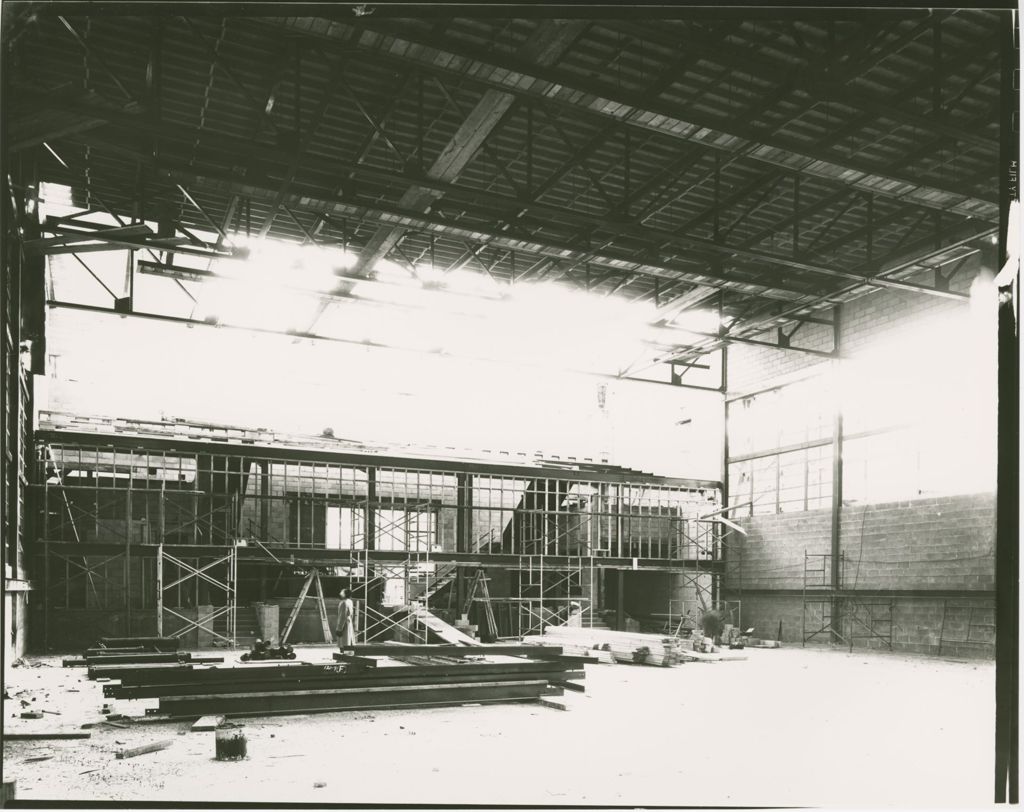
(0, 3, 1018, 808)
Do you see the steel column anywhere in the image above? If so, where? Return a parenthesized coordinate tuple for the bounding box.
(829, 304, 843, 643)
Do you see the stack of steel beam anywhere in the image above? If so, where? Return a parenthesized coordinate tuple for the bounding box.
(64, 637, 224, 669)
(99, 644, 584, 718)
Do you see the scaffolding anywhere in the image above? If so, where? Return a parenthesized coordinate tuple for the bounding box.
(31, 428, 721, 648)
(937, 600, 996, 655)
(801, 550, 894, 651)
(156, 543, 238, 647)
(513, 553, 595, 637)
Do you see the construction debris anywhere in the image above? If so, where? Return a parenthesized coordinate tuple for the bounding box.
(539, 626, 685, 666)
(116, 740, 174, 760)
(521, 636, 616, 663)
(191, 715, 225, 732)
(240, 640, 296, 662)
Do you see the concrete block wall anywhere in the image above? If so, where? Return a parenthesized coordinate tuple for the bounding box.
(725, 493, 995, 654)
(727, 262, 982, 396)
(724, 261, 995, 657)
(839, 494, 994, 591)
(728, 508, 832, 590)
(727, 321, 833, 395)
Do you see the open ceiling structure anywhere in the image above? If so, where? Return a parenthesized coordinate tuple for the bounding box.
(3, 3, 1006, 372)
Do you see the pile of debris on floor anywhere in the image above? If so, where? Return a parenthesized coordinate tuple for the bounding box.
(526, 624, 779, 665)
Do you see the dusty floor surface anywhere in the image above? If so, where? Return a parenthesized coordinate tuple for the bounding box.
(2, 645, 993, 807)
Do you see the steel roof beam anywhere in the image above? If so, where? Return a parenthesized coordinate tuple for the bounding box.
(614, 17, 994, 150)
(38, 129, 967, 309)
(276, 19, 998, 221)
(665, 222, 994, 363)
(345, 20, 588, 280)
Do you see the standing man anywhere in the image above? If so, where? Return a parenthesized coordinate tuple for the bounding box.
(336, 588, 356, 651)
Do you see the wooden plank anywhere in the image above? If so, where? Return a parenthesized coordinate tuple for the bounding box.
(340, 644, 563, 657)
(331, 654, 378, 669)
(537, 697, 571, 711)
(412, 609, 480, 645)
(99, 636, 179, 649)
(190, 715, 225, 732)
(4, 731, 91, 740)
(116, 739, 174, 759)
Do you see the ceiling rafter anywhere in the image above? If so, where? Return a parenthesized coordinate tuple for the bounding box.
(275, 17, 998, 221)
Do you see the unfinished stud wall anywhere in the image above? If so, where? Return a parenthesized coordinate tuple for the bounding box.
(723, 259, 997, 656)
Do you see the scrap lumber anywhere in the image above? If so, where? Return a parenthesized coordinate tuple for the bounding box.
(521, 635, 615, 663)
(4, 731, 91, 740)
(98, 636, 180, 651)
(678, 648, 748, 663)
(190, 715, 225, 732)
(539, 626, 683, 666)
(537, 696, 572, 711)
(338, 644, 564, 657)
(82, 652, 223, 671)
(116, 739, 174, 759)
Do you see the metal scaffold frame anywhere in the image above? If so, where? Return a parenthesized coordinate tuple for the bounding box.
(513, 553, 595, 637)
(156, 543, 238, 647)
(937, 600, 996, 655)
(32, 430, 722, 646)
(801, 550, 894, 651)
(349, 547, 432, 644)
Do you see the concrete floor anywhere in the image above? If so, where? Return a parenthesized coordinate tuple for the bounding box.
(2, 646, 993, 807)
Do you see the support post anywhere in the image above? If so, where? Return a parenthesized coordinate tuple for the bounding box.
(720, 341, 730, 612)
(829, 304, 844, 643)
(455, 473, 473, 611)
(365, 467, 376, 551)
(994, 21, 1018, 790)
(156, 543, 163, 637)
(615, 569, 625, 631)
(258, 461, 269, 539)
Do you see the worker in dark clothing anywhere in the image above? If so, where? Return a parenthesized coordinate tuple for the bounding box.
(336, 588, 356, 651)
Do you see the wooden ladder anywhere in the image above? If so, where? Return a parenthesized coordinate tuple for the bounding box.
(281, 569, 333, 644)
(463, 568, 498, 641)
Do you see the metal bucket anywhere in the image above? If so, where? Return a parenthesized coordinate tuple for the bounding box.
(214, 726, 247, 761)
